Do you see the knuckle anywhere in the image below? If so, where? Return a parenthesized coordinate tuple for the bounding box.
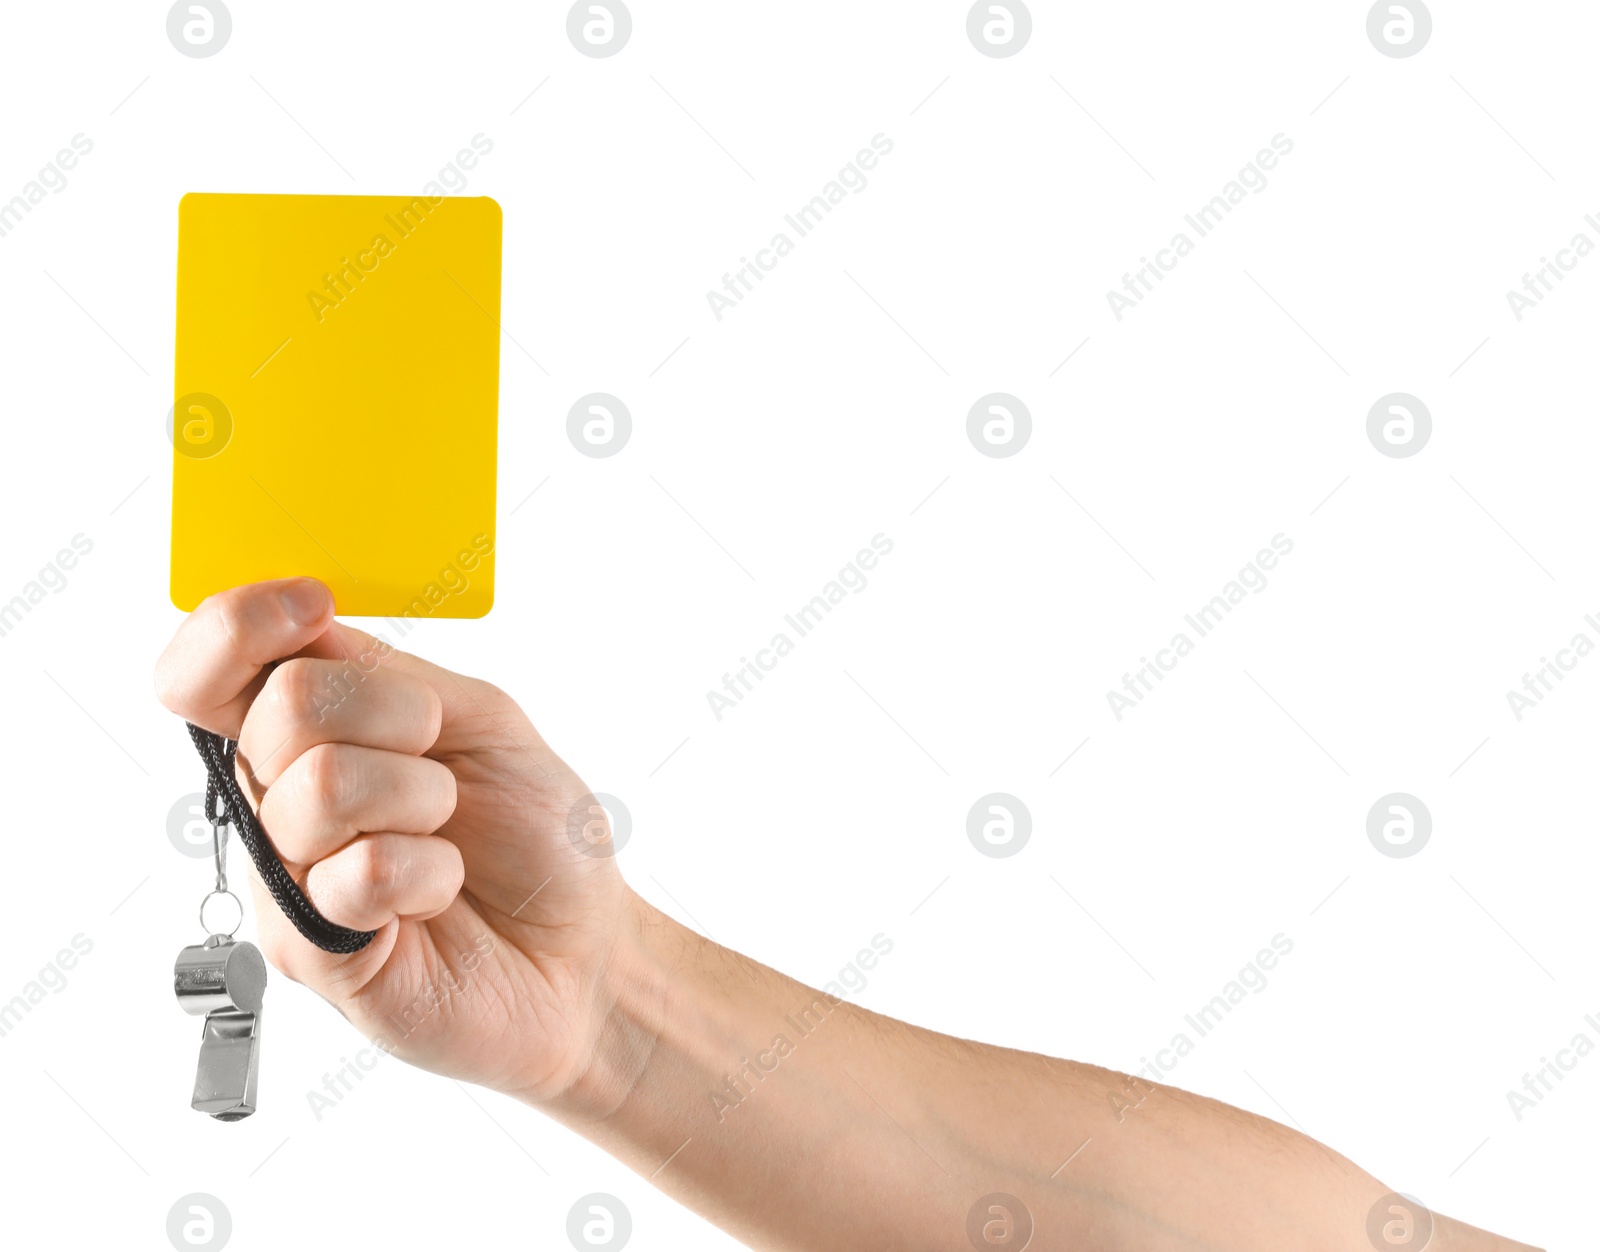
(349, 837, 400, 895)
(211, 592, 247, 652)
(426, 762, 459, 828)
(265, 657, 321, 723)
(472, 678, 511, 708)
(297, 742, 359, 816)
(415, 681, 445, 750)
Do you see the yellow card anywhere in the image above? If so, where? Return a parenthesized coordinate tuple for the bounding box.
(171, 192, 502, 618)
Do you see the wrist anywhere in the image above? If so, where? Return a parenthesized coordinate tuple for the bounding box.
(517, 887, 676, 1122)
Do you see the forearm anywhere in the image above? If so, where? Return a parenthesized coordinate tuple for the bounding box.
(531, 894, 1534, 1252)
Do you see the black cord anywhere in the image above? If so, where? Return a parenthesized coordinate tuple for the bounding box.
(187, 722, 376, 954)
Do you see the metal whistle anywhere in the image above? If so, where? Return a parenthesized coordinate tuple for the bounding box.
(174, 935, 267, 1121)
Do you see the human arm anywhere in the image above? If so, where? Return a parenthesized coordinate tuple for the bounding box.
(153, 579, 1539, 1251)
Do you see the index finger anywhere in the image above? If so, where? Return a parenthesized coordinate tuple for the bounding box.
(155, 578, 336, 737)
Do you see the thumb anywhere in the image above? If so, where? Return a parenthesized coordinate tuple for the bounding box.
(157, 578, 338, 738)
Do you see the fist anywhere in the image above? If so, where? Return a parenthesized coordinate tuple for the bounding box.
(156, 578, 634, 1104)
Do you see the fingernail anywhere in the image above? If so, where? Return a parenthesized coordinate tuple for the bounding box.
(279, 578, 330, 625)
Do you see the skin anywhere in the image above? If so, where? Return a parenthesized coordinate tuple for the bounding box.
(155, 578, 1541, 1252)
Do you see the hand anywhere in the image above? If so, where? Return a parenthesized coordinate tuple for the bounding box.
(155, 578, 633, 1105)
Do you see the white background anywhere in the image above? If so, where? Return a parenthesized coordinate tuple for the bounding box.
(0, 2, 1591, 1248)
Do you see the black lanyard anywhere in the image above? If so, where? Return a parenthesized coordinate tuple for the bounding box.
(188, 722, 375, 954)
